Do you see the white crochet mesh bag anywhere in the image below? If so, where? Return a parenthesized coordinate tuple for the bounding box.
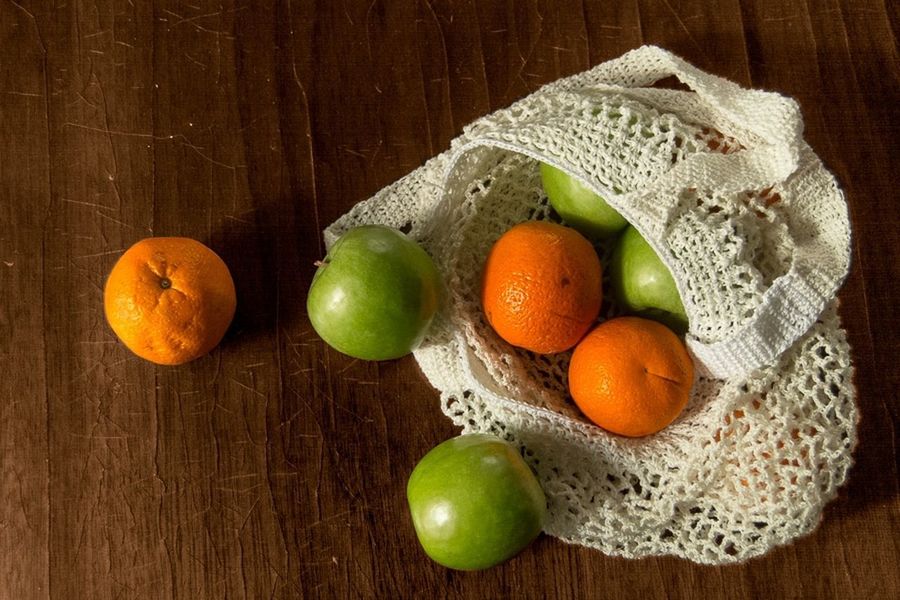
(324, 46, 856, 564)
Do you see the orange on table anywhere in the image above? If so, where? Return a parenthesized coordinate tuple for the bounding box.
(104, 237, 236, 365)
(481, 221, 602, 354)
(568, 316, 694, 437)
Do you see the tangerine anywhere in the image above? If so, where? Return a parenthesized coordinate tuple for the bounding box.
(568, 316, 694, 437)
(104, 237, 236, 365)
(481, 221, 602, 354)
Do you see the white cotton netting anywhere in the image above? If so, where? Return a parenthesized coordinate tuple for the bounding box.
(324, 46, 856, 564)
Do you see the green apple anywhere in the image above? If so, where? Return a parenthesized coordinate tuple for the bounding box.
(540, 162, 628, 240)
(307, 225, 440, 360)
(407, 434, 546, 570)
(610, 226, 688, 333)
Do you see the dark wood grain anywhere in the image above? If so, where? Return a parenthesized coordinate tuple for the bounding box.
(1, 1, 898, 598)
(1, 2, 50, 595)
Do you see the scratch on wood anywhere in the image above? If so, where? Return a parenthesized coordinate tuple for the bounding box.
(4, 90, 43, 97)
(74, 248, 126, 259)
(160, 7, 244, 36)
(95, 211, 135, 230)
(364, 0, 379, 61)
(229, 377, 266, 398)
(659, 0, 710, 64)
(62, 197, 113, 210)
(9, 0, 46, 55)
(238, 496, 261, 533)
(285, 0, 323, 257)
(184, 51, 209, 70)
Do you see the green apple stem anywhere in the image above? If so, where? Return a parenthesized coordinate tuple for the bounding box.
(314, 260, 326, 267)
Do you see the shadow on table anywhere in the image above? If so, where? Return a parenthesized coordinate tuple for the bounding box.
(828, 280, 898, 520)
(209, 195, 317, 351)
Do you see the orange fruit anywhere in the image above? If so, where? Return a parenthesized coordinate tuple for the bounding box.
(568, 316, 694, 437)
(481, 221, 602, 354)
(104, 237, 237, 365)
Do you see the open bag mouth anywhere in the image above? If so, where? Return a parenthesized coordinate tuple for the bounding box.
(323, 46, 857, 565)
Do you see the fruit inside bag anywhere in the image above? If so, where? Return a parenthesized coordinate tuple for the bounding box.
(324, 46, 856, 564)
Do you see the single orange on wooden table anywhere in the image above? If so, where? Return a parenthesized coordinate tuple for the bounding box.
(568, 316, 694, 437)
(481, 221, 602, 354)
(104, 237, 237, 365)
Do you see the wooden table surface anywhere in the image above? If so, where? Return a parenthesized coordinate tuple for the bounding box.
(2, 1, 898, 598)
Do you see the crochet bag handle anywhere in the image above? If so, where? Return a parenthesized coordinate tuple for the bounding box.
(445, 46, 851, 379)
(585, 46, 852, 378)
